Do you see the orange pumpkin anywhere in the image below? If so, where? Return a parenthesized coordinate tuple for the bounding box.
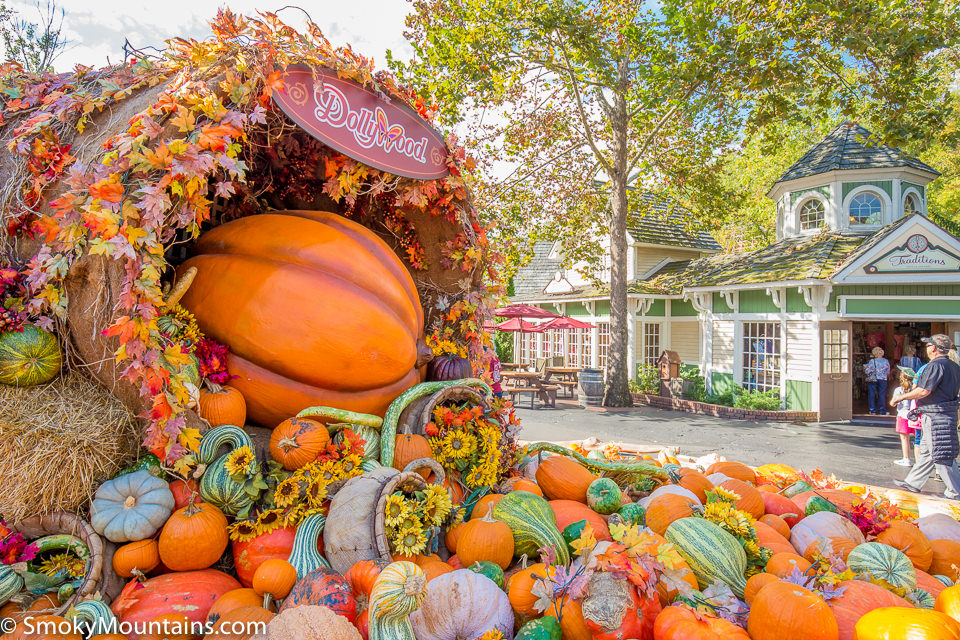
(875, 520, 933, 571)
(754, 521, 796, 555)
(675, 468, 713, 504)
(158, 501, 229, 571)
(513, 478, 543, 496)
(654, 605, 751, 639)
(549, 499, 612, 540)
(706, 461, 757, 485)
(745, 573, 780, 605)
(936, 584, 960, 623)
(204, 606, 274, 640)
(828, 580, 912, 640)
(535, 456, 598, 502)
(112, 539, 160, 577)
(471, 494, 503, 520)
(645, 493, 697, 536)
(393, 434, 433, 477)
(345, 558, 391, 608)
(803, 537, 857, 563)
(252, 559, 297, 605)
(420, 560, 455, 582)
(760, 514, 791, 539)
(719, 478, 765, 518)
(206, 588, 265, 624)
(269, 417, 330, 470)
(140, 612, 197, 640)
(766, 552, 812, 578)
(507, 562, 549, 616)
(199, 383, 247, 428)
(747, 581, 839, 640)
(457, 512, 515, 569)
(545, 597, 591, 640)
(445, 522, 465, 554)
(178, 210, 426, 428)
(444, 476, 466, 504)
(929, 538, 960, 581)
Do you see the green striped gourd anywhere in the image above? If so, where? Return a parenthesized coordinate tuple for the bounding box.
(935, 574, 954, 587)
(379, 379, 491, 467)
(805, 495, 839, 516)
(617, 502, 645, 527)
(334, 424, 381, 461)
(362, 459, 382, 472)
(288, 512, 330, 578)
(665, 517, 748, 598)
(847, 542, 917, 594)
(368, 561, 427, 640)
(0, 564, 22, 606)
(0, 325, 61, 386)
(912, 588, 935, 609)
(586, 478, 622, 515)
(199, 424, 254, 516)
(516, 616, 562, 640)
(491, 490, 570, 566)
(68, 598, 117, 636)
(783, 480, 814, 498)
(466, 560, 505, 589)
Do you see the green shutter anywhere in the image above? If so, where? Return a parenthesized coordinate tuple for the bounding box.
(713, 293, 734, 313)
(671, 299, 698, 316)
(785, 380, 813, 411)
(739, 290, 779, 314)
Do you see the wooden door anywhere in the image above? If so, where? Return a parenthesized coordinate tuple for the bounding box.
(820, 321, 853, 421)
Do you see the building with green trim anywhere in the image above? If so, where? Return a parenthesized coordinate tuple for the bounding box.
(510, 122, 960, 420)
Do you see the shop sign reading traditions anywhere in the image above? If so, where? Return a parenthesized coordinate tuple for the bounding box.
(273, 65, 450, 180)
(866, 234, 960, 274)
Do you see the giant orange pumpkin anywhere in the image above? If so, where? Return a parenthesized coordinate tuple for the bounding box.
(179, 211, 427, 427)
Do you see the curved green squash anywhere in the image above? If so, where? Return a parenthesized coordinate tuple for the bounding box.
(199, 425, 254, 515)
(68, 598, 117, 636)
(847, 542, 916, 594)
(617, 502, 645, 527)
(664, 517, 747, 598)
(466, 560, 505, 589)
(805, 495, 839, 516)
(0, 325, 61, 386)
(113, 453, 163, 479)
(586, 478, 622, 515)
(783, 480, 814, 498)
(492, 490, 569, 566)
(287, 512, 330, 578)
(562, 520, 589, 558)
(516, 616, 562, 640)
(0, 564, 23, 606)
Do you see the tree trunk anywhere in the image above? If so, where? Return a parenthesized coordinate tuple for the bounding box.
(602, 60, 633, 407)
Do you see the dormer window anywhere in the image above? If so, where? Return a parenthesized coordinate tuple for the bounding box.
(799, 199, 825, 231)
(849, 192, 883, 225)
(904, 193, 919, 215)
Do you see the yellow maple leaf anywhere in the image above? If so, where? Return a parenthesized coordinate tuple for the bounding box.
(570, 523, 597, 556)
(178, 427, 202, 453)
(163, 344, 193, 369)
(172, 453, 196, 477)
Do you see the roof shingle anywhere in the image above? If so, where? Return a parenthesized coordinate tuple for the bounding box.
(627, 193, 721, 251)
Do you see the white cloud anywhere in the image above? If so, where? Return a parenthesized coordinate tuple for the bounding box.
(7, 0, 413, 72)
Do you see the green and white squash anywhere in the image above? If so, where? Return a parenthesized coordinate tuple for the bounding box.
(0, 564, 23, 606)
(199, 424, 254, 516)
(466, 560, 505, 589)
(0, 325, 61, 386)
(783, 480, 814, 498)
(515, 616, 562, 640)
(665, 517, 747, 598)
(288, 512, 330, 578)
(90, 469, 175, 542)
(68, 598, 117, 636)
(586, 478, 622, 515)
(492, 490, 569, 566)
(847, 542, 917, 594)
(805, 495, 839, 516)
(617, 502, 645, 527)
(911, 588, 936, 609)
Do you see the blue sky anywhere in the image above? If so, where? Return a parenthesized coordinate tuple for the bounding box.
(10, 1, 413, 72)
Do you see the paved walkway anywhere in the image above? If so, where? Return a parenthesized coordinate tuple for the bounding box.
(516, 403, 945, 494)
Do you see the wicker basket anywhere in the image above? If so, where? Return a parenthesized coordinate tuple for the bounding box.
(396, 384, 490, 436)
(11, 511, 123, 613)
(322, 458, 445, 574)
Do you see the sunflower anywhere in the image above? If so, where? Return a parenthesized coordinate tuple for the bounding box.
(397, 510, 422, 533)
(338, 452, 364, 477)
(711, 487, 741, 504)
(314, 460, 343, 484)
(476, 631, 505, 640)
(224, 446, 256, 477)
(419, 486, 452, 526)
(283, 505, 306, 527)
(306, 476, 328, 507)
(440, 430, 477, 461)
(227, 520, 258, 542)
(255, 509, 284, 536)
(274, 477, 302, 508)
(385, 494, 410, 527)
(37, 552, 85, 578)
(393, 528, 427, 556)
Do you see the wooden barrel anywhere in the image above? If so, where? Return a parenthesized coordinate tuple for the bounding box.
(396, 384, 490, 435)
(577, 369, 604, 407)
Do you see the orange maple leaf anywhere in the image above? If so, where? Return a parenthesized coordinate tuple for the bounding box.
(90, 181, 124, 203)
(263, 70, 283, 97)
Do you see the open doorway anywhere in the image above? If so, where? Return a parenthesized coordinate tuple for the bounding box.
(851, 321, 943, 417)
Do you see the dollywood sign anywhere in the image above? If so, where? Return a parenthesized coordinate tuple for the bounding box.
(273, 65, 450, 180)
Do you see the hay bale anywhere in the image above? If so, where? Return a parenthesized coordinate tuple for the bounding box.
(0, 372, 141, 521)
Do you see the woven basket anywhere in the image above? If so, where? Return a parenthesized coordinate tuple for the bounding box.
(396, 384, 490, 436)
(322, 458, 445, 574)
(11, 511, 123, 612)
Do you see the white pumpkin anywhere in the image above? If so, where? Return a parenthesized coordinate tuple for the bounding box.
(917, 513, 960, 544)
(639, 484, 702, 508)
(707, 473, 733, 485)
(410, 570, 514, 640)
(790, 511, 864, 555)
(90, 469, 175, 542)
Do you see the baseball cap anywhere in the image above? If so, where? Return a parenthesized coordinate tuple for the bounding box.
(922, 334, 953, 352)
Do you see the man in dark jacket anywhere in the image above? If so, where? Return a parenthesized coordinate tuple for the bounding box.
(894, 334, 960, 499)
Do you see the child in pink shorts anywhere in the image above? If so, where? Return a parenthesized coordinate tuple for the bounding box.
(890, 370, 920, 466)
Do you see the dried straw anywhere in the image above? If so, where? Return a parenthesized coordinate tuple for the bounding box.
(0, 372, 141, 521)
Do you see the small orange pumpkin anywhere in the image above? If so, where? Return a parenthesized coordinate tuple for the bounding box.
(675, 468, 713, 504)
(745, 573, 780, 605)
(766, 552, 812, 578)
(206, 588, 265, 624)
(747, 581, 839, 640)
(513, 478, 544, 496)
(269, 417, 331, 470)
(158, 501, 229, 572)
(457, 511, 515, 569)
(645, 493, 697, 536)
(929, 538, 960, 581)
(654, 605, 751, 639)
(445, 522, 466, 554)
(875, 519, 933, 571)
(199, 383, 247, 428)
(252, 559, 297, 607)
(535, 455, 598, 503)
(392, 434, 434, 478)
(753, 521, 796, 555)
(471, 494, 503, 520)
(507, 562, 550, 616)
(706, 460, 757, 485)
(760, 514, 791, 539)
(420, 560, 455, 582)
(112, 539, 160, 578)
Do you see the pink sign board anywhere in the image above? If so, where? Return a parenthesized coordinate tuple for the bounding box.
(273, 65, 450, 180)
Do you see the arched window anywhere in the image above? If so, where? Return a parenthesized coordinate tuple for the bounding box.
(849, 192, 883, 225)
(904, 193, 919, 215)
(799, 199, 825, 231)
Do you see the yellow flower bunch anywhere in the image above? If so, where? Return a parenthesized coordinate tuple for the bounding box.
(474, 631, 505, 640)
(439, 430, 477, 461)
(37, 552, 85, 579)
(419, 485, 453, 526)
(255, 509, 285, 536)
(385, 483, 455, 556)
(224, 446, 256, 477)
(701, 491, 771, 572)
(385, 494, 411, 527)
(167, 304, 202, 344)
(227, 519, 258, 543)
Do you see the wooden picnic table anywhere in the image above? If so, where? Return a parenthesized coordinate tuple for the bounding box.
(544, 367, 580, 398)
(501, 371, 557, 408)
(501, 362, 523, 371)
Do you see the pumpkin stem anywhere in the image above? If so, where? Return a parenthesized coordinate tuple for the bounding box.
(183, 501, 203, 517)
(262, 593, 274, 610)
(123, 496, 136, 508)
(277, 437, 298, 452)
(204, 380, 224, 394)
(164, 266, 197, 307)
(404, 574, 426, 596)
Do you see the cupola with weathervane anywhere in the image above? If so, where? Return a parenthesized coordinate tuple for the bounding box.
(768, 122, 940, 241)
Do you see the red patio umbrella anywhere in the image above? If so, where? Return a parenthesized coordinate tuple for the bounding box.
(536, 316, 595, 331)
(494, 304, 559, 319)
(495, 318, 545, 332)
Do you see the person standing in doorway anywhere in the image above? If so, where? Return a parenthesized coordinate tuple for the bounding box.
(864, 347, 891, 415)
(900, 343, 922, 374)
(893, 334, 960, 499)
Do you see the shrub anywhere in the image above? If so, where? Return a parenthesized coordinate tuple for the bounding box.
(629, 364, 659, 394)
(734, 388, 782, 410)
(679, 364, 706, 401)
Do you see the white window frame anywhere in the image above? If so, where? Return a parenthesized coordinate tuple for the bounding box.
(597, 322, 610, 370)
(742, 321, 782, 392)
(843, 186, 890, 228)
(797, 196, 827, 233)
(642, 322, 661, 367)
